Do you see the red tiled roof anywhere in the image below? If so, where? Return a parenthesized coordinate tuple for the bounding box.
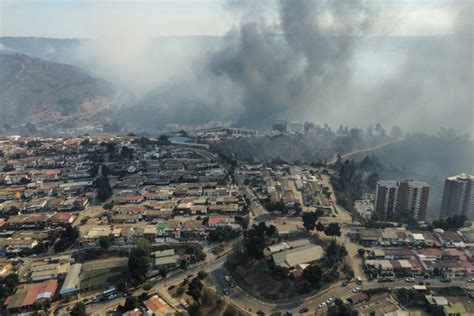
(390, 260, 402, 269)
(144, 295, 166, 312)
(416, 248, 442, 257)
(23, 279, 58, 306)
(409, 259, 422, 269)
(208, 216, 221, 225)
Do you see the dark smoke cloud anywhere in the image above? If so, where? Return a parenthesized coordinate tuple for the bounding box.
(210, 0, 374, 127)
(362, 1, 473, 135)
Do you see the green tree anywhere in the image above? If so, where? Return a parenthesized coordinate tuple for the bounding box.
(324, 223, 341, 239)
(159, 268, 168, 280)
(0, 274, 19, 299)
(122, 296, 140, 312)
(302, 210, 323, 231)
(180, 259, 188, 270)
(265, 224, 277, 237)
(357, 248, 366, 258)
(99, 236, 112, 250)
(303, 265, 323, 288)
(70, 302, 86, 316)
(197, 270, 207, 280)
(187, 278, 204, 302)
(316, 221, 325, 234)
(94, 174, 112, 202)
(128, 248, 150, 284)
(135, 238, 151, 253)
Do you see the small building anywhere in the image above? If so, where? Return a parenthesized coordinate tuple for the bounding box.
(272, 244, 325, 270)
(144, 295, 174, 315)
(60, 263, 82, 297)
(5, 279, 58, 312)
(152, 249, 179, 270)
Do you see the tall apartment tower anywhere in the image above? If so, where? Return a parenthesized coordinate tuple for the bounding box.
(440, 173, 474, 219)
(375, 180, 430, 221)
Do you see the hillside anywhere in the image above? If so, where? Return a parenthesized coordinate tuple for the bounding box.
(0, 52, 115, 131)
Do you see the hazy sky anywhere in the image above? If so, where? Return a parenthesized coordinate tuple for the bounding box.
(0, 0, 460, 38)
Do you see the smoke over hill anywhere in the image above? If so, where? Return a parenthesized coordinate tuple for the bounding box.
(0, 1, 472, 133)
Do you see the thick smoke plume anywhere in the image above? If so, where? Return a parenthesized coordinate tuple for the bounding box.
(211, 0, 374, 126)
(57, 0, 471, 133)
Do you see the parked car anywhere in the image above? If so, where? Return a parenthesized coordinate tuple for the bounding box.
(405, 277, 415, 283)
(326, 297, 334, 304)
(467, 278, 474, 283)
(318, 302, 327, 309)
(224, 275, 231, 282)
(441, 276, 451, 283)
(352, 287, 362, 293)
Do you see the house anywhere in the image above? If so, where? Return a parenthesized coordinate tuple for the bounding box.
(144, 295, 174, 315)
(364, 260, 394, 277)
(347, 293, 369, 305)
(265, 239, 311, 256)
(49, 212, 76, 225)
(272, 244, 325, 270)
(356, 229, 381, 246)
(29, 261, 70, 282)
(152, 249, 179, 270)
(5, 279, 58, 312)
(0, 238, 39, 256)
(60, 263, 82, 297)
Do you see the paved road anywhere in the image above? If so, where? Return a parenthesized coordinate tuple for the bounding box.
(327, 140, 403, 165)
(208, 268, 471, 315)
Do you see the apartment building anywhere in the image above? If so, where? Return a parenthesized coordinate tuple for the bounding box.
(375, 180, 430, 221)
(440, 173, 474, 220)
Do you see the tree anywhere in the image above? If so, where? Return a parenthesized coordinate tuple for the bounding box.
(326, 240, 348, 264)
(328, 298, 358, 316)
(70, 302, 86, 316)
(265, 224, 277, 237)
(94, 173, 112, 202)
(122, 296, 140, 312)
(302, 211, 322, 231)
(99, 236, 112, 250)
(244, 223, 267, 259)
(316, 222, 325, 234)
(158, 268, 168, 280)
(294, 202, 303, 214)
(303, 265, 323, 288)
(357, 248, 366, 258)
(180, 259, 188, 270)
(197, 270, 207, 280)
(390, 125, 403, 139)
(0, 274, 19, 299)
(128, 248, 150, 284)
(324, 223, 341, 239)
(54, 224, 79, 252)
(187, 278, 204, 302)
(135, 238, 151, 253)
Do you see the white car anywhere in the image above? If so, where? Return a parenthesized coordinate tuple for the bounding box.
(318, 302, 327, 309)
(326, 297, 334, 304)
(224, 275, 231, 282)
(352, 287, 361, 293)
(405, 277, 415, 283)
